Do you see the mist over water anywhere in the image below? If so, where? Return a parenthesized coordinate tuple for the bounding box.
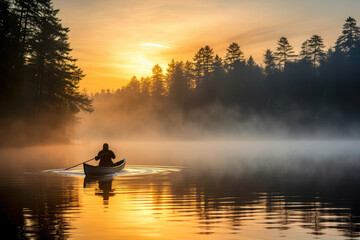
(1, 138, 360, 239)
(3, 97, 360, 239)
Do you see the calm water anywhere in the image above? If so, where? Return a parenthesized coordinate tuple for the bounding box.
(1, 140, 360, 239)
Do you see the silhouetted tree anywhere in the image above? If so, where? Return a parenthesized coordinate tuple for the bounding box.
(0, 0, 93, 146)
(193, 45, 214, 86)
(151, 64, 165, 97)
(336, 17, 360, 54)
(140, 76, 151, 97)
(168, 63, 190, 106)
(0, 0, 21, 111)
(166, 59, 182, 91)
(27, 0, 92, 119)
(247, 56, 255, 67)
(225, 42, 244, 70)
(264, 49, 277, 75)
(275, 37, 296, 68)
(125, 76, 140, 95)
(308, 35, 326, 70)
(183, 60, 195, 89)
(300, 39, 312, 62)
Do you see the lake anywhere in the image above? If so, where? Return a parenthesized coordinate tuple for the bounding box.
(1, 140, 360, 239)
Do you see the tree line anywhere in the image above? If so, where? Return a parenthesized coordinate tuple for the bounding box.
(0, 0, 92, 145)
(95, 17, 360, 131)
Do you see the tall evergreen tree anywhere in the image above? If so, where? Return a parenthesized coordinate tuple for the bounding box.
(151, 64, 165, 96)
(0, 0, 21, 107)
(183, 60, 195, 89)
(166, 59, 182, 92)
(0, 0, 92, 145)
(193, 45, 214, 86)
(335, 17, 360, 54)
(212, 54, 223, 71)
(27, 0, 92, 117)
(193, 47, 204, 83)
(13, 0, 40, 57)
(300, 39, 312, 61)
(247, 55, 256, 68)
(140, 76, 151, 97)
(308, 34, 326, 70)
(264, 49, 277, 74)
(168, 64, 189, 105)
(225, 42, 244, 70)
(125, 76, 140, 95)
(275, 37, 296, 68)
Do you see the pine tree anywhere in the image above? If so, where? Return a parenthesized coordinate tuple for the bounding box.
(225, 42, 244, 70)
(300, 39, 312, 61)
(247, 55, 256, 68)
(308, 34, 326, 70)
(202, 45, 214, 76)
(336, 17, 360, 54)
(13, 0, 39, 56)
(213, 54, 223, 71)
(168, 64, 189, 104)
(125, 76, 140, 95)
(183, 60, 195, 89)
(151, 64, 165, 96)
(193, 45, 214, 86)
(140, 76, 151, 97)
(27, 0, 92, 117)
(263, 49, 276, 74)
(166, 59, 182, 92)
(0, 0, 21, 105)
(193, 47, 204, 85)
(275, 37, 296, 68)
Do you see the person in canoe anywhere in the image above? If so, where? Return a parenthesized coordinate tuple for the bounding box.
(95, 143, 116, 167)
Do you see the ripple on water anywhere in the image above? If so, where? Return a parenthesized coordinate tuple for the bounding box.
(43, 165, 182, 177)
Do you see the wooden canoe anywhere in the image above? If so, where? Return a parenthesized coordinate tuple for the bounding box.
(83, 158, 126, 176)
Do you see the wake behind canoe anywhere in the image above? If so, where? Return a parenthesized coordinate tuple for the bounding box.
(83, 158, 126, 176)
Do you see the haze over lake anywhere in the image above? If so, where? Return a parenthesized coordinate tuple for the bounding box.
(1, 140, 360, 239)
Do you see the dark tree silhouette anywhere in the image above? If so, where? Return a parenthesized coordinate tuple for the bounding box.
(264, 49, 277, 75)
(168, 62, 190, 106)
(308, 35, 326, 70)
(125, 76, 141, 95)
(335, 17, 360, 54)
(275, 37, 296, 68)
(0, 0, 92, 146)
(151, 64, 165, 97)
(193, 45, 214, 86)
(225, 42, 244, 70)
(140, 76, 151, 97)
(300, 39, 312, 62)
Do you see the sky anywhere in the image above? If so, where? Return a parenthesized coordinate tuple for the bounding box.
(53, 0, 360, 93)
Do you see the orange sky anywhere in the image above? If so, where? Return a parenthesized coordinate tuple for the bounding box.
(53, 0, 360, 93)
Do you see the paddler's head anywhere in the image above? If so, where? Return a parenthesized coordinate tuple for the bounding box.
(103, 143, 109, 150)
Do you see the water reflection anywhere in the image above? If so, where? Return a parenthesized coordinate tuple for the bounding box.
(84, 176, 115, 204)
(1, 156, 360, 239)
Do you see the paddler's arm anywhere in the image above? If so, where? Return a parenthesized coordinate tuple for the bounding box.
(111, 151, 116, 159)
(95, 151, 102, 160)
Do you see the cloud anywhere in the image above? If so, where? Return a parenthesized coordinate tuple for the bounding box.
(141, 43, 171, 48)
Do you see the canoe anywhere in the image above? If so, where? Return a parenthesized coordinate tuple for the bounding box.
(83, 158, 126, 176)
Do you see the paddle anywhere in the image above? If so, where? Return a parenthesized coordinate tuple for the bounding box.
(65, 153, 107, 170)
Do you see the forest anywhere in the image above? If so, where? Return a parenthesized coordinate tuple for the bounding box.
(92, 17, 360, 138)
(2, 0, 360, 145)
(0, 0, 92, 145)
